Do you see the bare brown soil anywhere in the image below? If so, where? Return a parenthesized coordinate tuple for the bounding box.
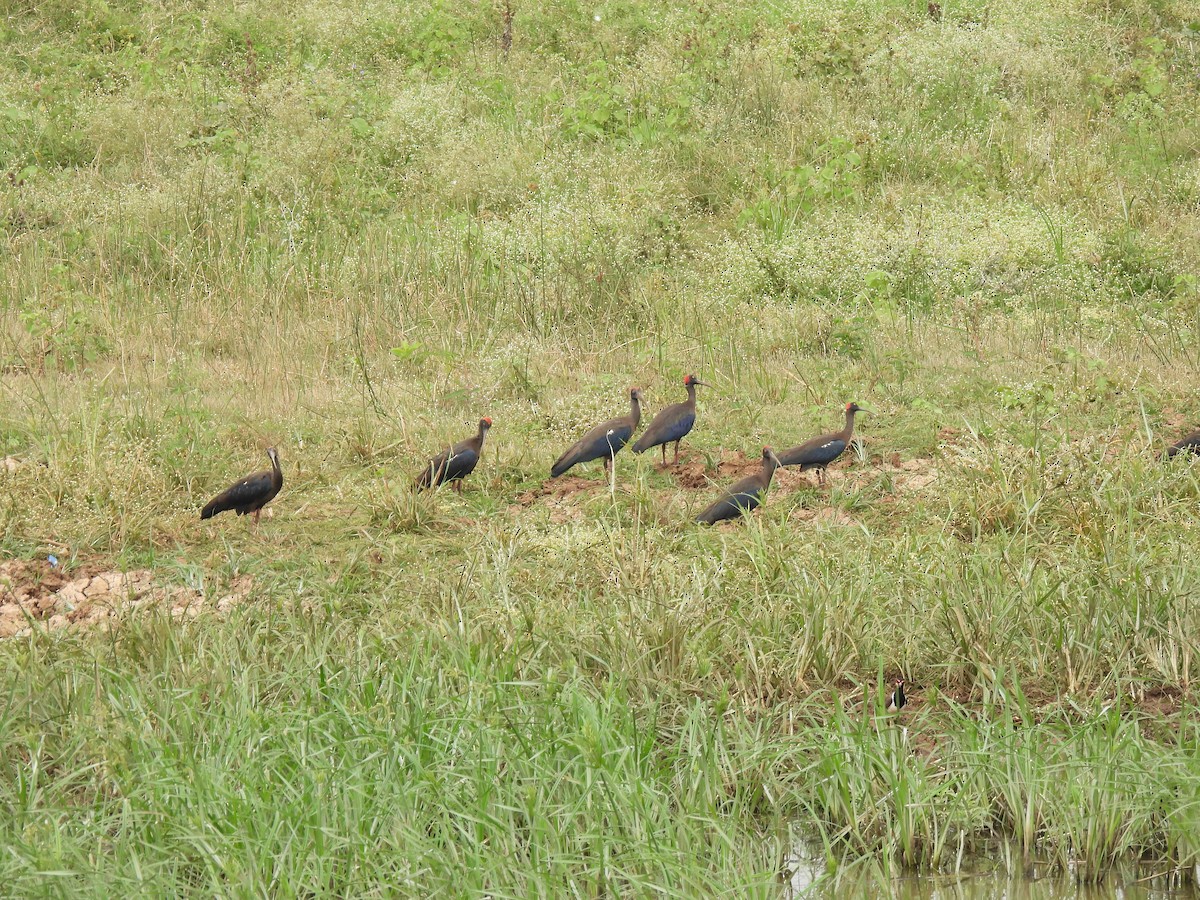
(514, 474, 602, 505)
(0, 559, 252, 638)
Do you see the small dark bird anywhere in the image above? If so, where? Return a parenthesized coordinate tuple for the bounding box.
(417, 417, 492, 491)
(201, 447, 283, 523)
(695, 447, 782, 525)
(777, 402, 867, 483)
(887, 679, 907, 712)
(1162, 429, 1200, 460)
(631, 373, 705, 466)
(551, 389, 643, 478)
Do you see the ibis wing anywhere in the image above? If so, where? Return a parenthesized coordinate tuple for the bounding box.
(725, 478, 765, 513)
(419, 444, 479, 487)
(417, 449, 451, 487)
(550, 443, 582, 478)
(633, 404, 693, 452)
(552, 420, 634, 476)
(658, 411, 696, 444)
(696, 478, 763, 525)
(441, 446, 479, 482)
(201, 470, 274, 519)
(595, 421, 634, 455)
(778, 435, 846, 468)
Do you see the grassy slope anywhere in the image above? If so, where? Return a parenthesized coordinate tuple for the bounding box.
(3, 0, 1200, 892)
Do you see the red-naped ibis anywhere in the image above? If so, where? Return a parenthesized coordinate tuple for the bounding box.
(201, 447, 283, 523)
(632, 373, 705, 466)
(777, 402, 867, 483)
(417, 417, 492, 491)
(551, 388, 643, 478)
(695, 447, 781, 525)
(1163, 429, 1200, 460)
(887, 679, 907, 711)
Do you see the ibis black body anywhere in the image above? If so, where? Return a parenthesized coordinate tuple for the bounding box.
(1163, 429, 1200, 460)
(417, 418, 492, 490)
(201, 448, 283, 523)
(551, 389, 643, 478)
(632, 374, 704, 466)
(777, 402, 865, 481)
(695, 447, 781, 525)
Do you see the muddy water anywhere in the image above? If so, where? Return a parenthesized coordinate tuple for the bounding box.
(788, 846, 1199, 898)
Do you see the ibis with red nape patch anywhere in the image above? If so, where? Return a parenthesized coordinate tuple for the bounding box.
(695, 447, 781, 525)
(417, 418, 492, 491)
(632, 373, 705, 466)
(551, 388, 643, 478)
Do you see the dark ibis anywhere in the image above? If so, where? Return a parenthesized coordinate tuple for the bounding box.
(695, 447, 781, 525)
(417, 417, 492, 491)
(887, 679, 907, 712)
(777, 402, 867, 483)
(631, 373, 705, 466)
(1162, 429, 1200, 460)
(551, 388, 643, 478)
(201, 447, 283, 523)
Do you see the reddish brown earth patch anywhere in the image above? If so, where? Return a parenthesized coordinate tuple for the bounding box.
(772, 467, 815, 492)
(542, 497, 588, 523)
(675, 450, 789, 491)
(843, 456, 938, 493)
(1134, 685, 1184, 718)
(510, 475, 607, 523)
(0, 559, 252, 638)
(674, 460, 715, 490)
(514, 475, 603, 506)
(887, 457, 938, 491)
(1160, 409, 1190, 431)
(937, 426, 962, 445)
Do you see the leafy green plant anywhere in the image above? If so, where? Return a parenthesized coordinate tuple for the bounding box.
(562, 61, 626, 140)
(410, 2, 476, 74)
(739, 139, 863, 239)
(17, 294, 110, 372)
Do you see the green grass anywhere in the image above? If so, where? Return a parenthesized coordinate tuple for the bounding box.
(3, 0, 1200, 893)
